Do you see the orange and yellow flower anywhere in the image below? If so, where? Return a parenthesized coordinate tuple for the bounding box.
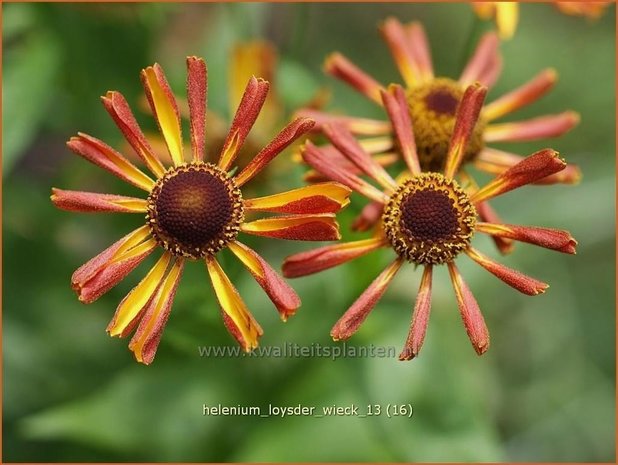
(52, 56, 350, 364)
(285, 82, 576, 359)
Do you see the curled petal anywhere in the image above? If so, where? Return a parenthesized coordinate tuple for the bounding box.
(444, 83, 488, 179)
(241, 214, 340, 241)
(282, 237, 387, 278)
(229, 241, 300, 321)
(483, 69, 558, 121)
(459, 31, 500, 86)
(352, 200, 384, 232)
(67, 133, 154, 191)
(466, 247, 548, 295)
(380, 17, 421, 87)
(141, 63, 184, 166)
(51, 188, 147, 213)
(471, 149, 567, 203)
(218, 77, 270, 171)
(107, 252, 173, 337)
(234, 117, 315, 187)
(101, 91, 165, 178)
(244, 182, 351, 214)
(476, 223, 577, 254)
(331, 258, 404, 340)
(72, 226, 155, 303)
(296, 109, 392, 136)
(399, 265, 433, 361)
(484, 111, 580, 142)
(475, 201, 514, 254)
(129, 259, 185, 365)
(324, 52, 385, 105)
(405, 22, 434, 81)
(206, 256, 263, 351)
(186, 56, 208, 162)
(302, 142, 389, 203)
(447, 262, 490, 355)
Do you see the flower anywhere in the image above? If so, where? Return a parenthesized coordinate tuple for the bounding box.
(555, 1, 611, 19)
(51, 56, 351, 364)
(472, 2, 519, 39)
(299, 18, 580, 253)
(284, 82, 577, 359)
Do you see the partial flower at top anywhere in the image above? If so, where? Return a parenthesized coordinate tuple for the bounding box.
(299, 18, 580, 253)
(554, 1, 612, 19)
(51, 57, 351, 365)
(285, 83, 577, 359)
(472, 2, 519, 39)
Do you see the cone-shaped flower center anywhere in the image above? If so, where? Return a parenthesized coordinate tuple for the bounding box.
(407, 78, 485, 171)
(147, 163, 244, 259)
(382, 173, 476, 265)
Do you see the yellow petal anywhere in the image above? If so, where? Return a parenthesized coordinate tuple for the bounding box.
(244, 182, 351, 214)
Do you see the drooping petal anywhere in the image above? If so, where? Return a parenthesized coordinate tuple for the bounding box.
(141, 63, 184, 166)
(324, 52, 385, 105)
(351, 200, 384, 232)
(67, 133, 155, 191)
(234, 117, 315, 186)
(323, 124, 397, 190)
(107, 252, 173, 337)
(205, 256, 263, 351)
(72, 226, 155, 303)
(484, 111, 580, 142)
(218, 77, 270, 171)
(331, 258, 404, 341)
(470, 149, 567, 203)
(229, 241, 300, 321)
(301, 142, 389, 204)
(129, 258, 185, 364)
(459, 31, 500, 87)
(483, 69, 558, 121)
(380, 17, 421, 87)
(447, 262, 490, 355)
(244, 182, 351, 214)
(476, 223, 577, 254)
(282, 237, 387, 278)
(444, 83, 488, 179)
(381, 85, 421, 175)
(186, 56, 208, 162)
(101, 91, 166, 178)
(475, 200, 514, 254)
(399, 265, 433, 360)
(241, 214, 341, 241)
(51, 188, 147, 213)
(466, 247, 548, 295)
(296, 109, 392, 136)
(405, 21, 434, 82)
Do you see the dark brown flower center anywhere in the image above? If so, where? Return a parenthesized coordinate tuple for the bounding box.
(382, 173, 476, 265)
(406, 78, 485, 172)
(147, 163, 243, 259)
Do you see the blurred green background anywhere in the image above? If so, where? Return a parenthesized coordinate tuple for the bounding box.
(3, 2, 615, 462)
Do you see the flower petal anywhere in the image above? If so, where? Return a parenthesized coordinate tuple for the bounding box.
(186, 56, 208, 162)
(324, 52, 385, 105)
(447, 262, 490, 356)
(483, 69, 558, 121)
(107, 252, 173, 337)
(296, 109, 392, 136)
(399, 265, 433, 360)
(466, 247, 548, 295)
(244, 182, 351, 214)
(380, 17, 421, 87)
(475, 201, 514, 254)
(101, 91, 166, 178)
(129, 258, 184, 364)
(323, 124, 397, 190)
(405, 21, 434, 82)
(141, 63, 184, 166)
(381, 84, 421, 175)
(282, 237, 387, 278)
(241, 214, 341, 241)
(484, 111, 580, 142)
(470, 149, 567, 203)
(229, 241, 301, 321)
(444, 83, 488, 179)
(495, 2, 519, 39)
(218, 76, 270, 171)
(331, 258, 404, 341)
(67, 133, 155, 191)
(459, 31, 500, 87)
(205, 256, 263, 351)
(301, 142, 389, 204)
(72, 226, 155, 303)
(234, 117, 315, 186)
(351, 200, 384, 232)
(51, 188, 147, 213)
(476, 223, 577, 254)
